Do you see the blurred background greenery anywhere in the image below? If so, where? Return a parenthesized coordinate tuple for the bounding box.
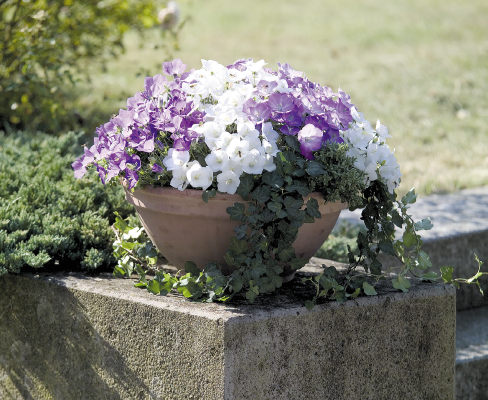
(1, 0, 487, 273)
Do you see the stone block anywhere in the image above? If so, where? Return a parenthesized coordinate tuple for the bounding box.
(0, 265, 456, 400)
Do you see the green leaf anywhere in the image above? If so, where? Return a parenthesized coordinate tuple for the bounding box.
(306, 198, 321, 219)
(286, 181, 311, 196)
(278, 246, 295, 262)
(267, 201, 282, 213)
(121, 242, 138, 251)
(379, 240, 395, 256)
(251, 186, 271, 203)
(283, 196, 303, 211)
(441, 265, 454, 283)
(229, 272, 244, 292)
(184, 261, 201, 277)
(134, 265, 148, 287)
(306, 161, 327, 177)
(262, 171, 284, 189)
(229, 237, 248, 255)
(236, 174, 254, 197)
(420, 271, 438, 281)
(284, 135, 301, 152)
(390, 209, 404, 228)
(289, 257, 308, 270)
(362, 282, 377, 296)
(402, 232, 417, 248)
(370, 259, 382, 275)
(305, 300, 315, 310)
(226, 202, 246, 221)
(418, 250, 432, 269)
(414, 217, 433, 231)
(177, 279, 203, 299)
(401, 188, 417, 205)
(234, 224, 248, 240)
(204, 265, 227, 295)
(392, 275, 411, 292)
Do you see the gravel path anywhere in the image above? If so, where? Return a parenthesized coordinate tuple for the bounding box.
(337, 186, 488, 241)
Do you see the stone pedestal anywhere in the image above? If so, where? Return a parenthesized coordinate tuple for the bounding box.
(0, 263, 456, 400)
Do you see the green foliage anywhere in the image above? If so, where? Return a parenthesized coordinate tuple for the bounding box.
(0, 0, 172, 133)
(0, 130, 134, 276)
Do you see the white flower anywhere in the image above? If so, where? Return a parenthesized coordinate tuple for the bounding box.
(242, 149, 266, 175)
(163, 149, 190, 171)
(261, 122, 279, 142)
(226, 159, 244, 176)
(226, 137, 249, 161)
(376, 119, 392, 139)
(262, 139, 279, 156)
(186, 162, 213, 190)
(215, 131, 234, 150)
(237, 121, 259, 140)
(170, 164, 191, 191)
(263, 153, 277, 172)
(217, 170, 240, 194)
(205, 149, 229, 172)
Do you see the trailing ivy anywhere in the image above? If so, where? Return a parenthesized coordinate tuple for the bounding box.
(0, 131, 135, 276)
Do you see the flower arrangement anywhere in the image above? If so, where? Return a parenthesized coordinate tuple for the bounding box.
(73, 58, 485, 306)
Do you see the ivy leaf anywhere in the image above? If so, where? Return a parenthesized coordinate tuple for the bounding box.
(402, 232, 416, 248)
(286, 181, 311, 196)
(305, 300, 315, 310)
(229, 272, 244, 293)
(229, 237, 248, 255)
(204, 265, 227, 295)
(420, 271, 438, 281)
(251, 186, 271, 203)
(370, 259, 382, 275)
(362, 282, 377, 296)
(278, 152, 295, 174)
(276, 209, 288, 219)
(306, 198, 321, 219)
(390, 209, 403, 228)
(134, 265, 148, 287)
(236, 174, 254, 198)
(267, 201, 282, 213)
(401, 188, 417, 205)
(440, 265, 454, 283)
(227, 202, 246, 221)
(392, 275, 411, 292)
(283, 196, 303, 211)
(418, 250, 432, 269)
(304, 214, 315, 223)
(278, 246, 295, 262)
(262, 171, 284, 189)
(202, 189, 217, 203)
(379, 240, 395, 256)
(290, 257, 308, 270)
(184, 261, 201, 277)
(306, 161, 327, 177)
(258, 208, 275, 222)
(414, 217, 433, 231)
(234, 224, 248, 240)
(177, 278, 203, 299)
(284, 135, 301, 152)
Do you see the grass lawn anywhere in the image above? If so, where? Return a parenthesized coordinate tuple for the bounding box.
(79, 0, 488, 197)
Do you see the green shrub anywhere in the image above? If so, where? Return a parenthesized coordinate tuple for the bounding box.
(0, 0, 170, 133)
(0, 130, 135, 275)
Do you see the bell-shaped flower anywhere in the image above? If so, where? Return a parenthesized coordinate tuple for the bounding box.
(297, 124, 323, 160)
(205, 149, 230, 172)
(237, 121, 259, 140)
(226, 137, 249, 161)
(262, 139, 279, 156)
(376, 119, 392, 139)
(215, 131, 234, 150)
(242, 149, 266, 175)
(170, 163, 191, 191)
(163, 149, 190, 170)
(261, 122, 279, 142)
(263, 153, 277, 172)
(186, 162, 214, 190)
(226, 159, 244, 177)
(217, 170, 240, 194)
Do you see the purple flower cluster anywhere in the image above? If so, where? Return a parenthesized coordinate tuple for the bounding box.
(72, 59, 205, 189)
(239, 61, 354, 159)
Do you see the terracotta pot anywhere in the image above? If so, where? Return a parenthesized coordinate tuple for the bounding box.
(125, 186, 347, 275)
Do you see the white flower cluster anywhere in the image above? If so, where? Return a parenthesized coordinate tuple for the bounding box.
(164, 59, 285, 194)
(340, 108, 402, 193)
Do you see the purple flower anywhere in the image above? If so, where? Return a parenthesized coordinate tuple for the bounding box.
(162, 59, 187, 76)
(267, 93, 295, 113)
(125, 169, 138, 190)
(152, 163, 164, 173)
(297, 124, 323, 160)
(72, 158, 86, 179)
(280, 125, 300, 136)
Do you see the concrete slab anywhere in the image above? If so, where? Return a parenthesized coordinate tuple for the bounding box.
(0, 263, 456, 400)
(456, 306, 488, 400)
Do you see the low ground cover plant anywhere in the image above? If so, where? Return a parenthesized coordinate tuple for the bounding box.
(0, 131, 135, 275)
